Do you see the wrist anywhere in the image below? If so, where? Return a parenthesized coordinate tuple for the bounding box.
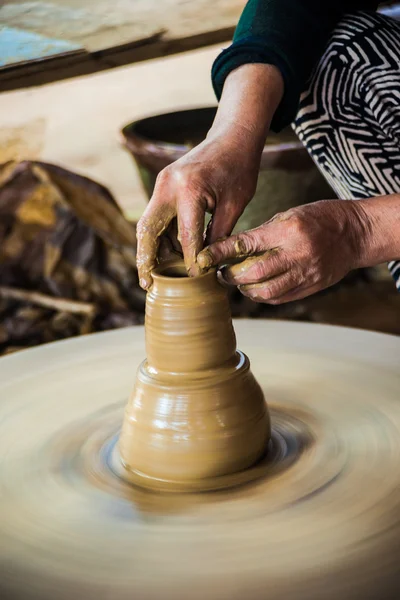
(205, 119, 264, 159)
(351, 196, 400, 268)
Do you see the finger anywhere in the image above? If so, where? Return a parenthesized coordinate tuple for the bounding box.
(197, 226, 273, 270)
(220, 249, 283, 286)
(166, 217, 182, 254)
(158, 218, 183, 263)
(177, 196, 207, 277)
(239, 271, 297, 303)
(136, 202, 175, 289)
(162, 217, 183, 257)
(267, 283, 322, 305)
(205, 202, 244, 246)
(158, 235, 182, 263)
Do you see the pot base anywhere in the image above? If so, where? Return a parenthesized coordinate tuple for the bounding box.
(116, 422, 301, 492)
(119, 351, 270, 484)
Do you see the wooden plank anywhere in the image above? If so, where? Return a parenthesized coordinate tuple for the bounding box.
(0, 27, 237, 91)
(4, 0, 396, 91)
(0, 0, 245, 90)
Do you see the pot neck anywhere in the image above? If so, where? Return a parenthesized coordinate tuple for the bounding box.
(145, 261, 237, 373)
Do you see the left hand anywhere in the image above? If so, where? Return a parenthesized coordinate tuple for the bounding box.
(197, 199, 370, 304)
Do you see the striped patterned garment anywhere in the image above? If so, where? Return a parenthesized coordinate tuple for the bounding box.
(212, 2, 400, 290)
(294, 11, 400, 288)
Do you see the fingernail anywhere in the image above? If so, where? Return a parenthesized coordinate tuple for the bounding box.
(238, 283, 257, 292)
(224, 261, 249, 278)
(140, 278, 150, 290)
(188, 263, 202, 277)
(197, 250, 213, 270)
(234, 238, 247, 255)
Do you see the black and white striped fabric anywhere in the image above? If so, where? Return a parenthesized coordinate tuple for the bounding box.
(293, 11, 400, 288)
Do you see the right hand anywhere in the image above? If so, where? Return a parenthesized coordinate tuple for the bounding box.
(136, 63, 284, 289)
(136, 126, 262, 289)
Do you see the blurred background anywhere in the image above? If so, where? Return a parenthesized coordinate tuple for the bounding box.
(0, 1, 399, 355)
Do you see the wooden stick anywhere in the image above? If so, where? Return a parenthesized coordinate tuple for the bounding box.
(0, 286, 96, 315)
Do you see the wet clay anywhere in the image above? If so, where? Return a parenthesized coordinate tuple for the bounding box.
(118, 260, 270, 487)
(1, 321, 400, 599)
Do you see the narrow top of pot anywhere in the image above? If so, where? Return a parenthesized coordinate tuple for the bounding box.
(152, 260, 216, 283)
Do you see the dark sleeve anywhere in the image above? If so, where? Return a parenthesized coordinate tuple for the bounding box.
(212, 0, 379, 132)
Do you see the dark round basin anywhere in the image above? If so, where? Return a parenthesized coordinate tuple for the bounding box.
(122, 106, 334, 231)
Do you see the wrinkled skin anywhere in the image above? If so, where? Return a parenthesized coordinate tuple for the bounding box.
(136, 61, 398, 302)
(197, 199, 371, 304)
(136, 63, 284, 290)
(136, 128, 262, 289)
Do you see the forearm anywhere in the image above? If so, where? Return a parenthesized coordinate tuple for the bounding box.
(356, 195, 400, 267)
(212, 0, 379, 131)
(208, 63, 284, 153)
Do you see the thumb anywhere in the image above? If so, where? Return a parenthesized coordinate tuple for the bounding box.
(197, 226, 270, 270)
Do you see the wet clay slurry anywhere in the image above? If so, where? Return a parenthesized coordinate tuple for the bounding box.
(119, 260, 270, 488)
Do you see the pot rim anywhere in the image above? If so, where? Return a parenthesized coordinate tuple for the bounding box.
(152, 259, 215, 282)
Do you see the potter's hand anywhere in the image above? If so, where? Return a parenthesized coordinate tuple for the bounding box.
(136, 130, 260, 289)
(136, 64, 284, 289)
(197, 199, 371, 304)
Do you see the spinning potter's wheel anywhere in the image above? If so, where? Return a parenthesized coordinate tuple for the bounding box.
(1, 320, 400, 600)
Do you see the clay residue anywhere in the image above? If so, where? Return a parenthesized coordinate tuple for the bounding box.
(119, 259, 270, 486)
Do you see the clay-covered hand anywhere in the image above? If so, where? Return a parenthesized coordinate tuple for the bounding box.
(136, 130, 260, 289)
(135, 63, 284, 290)
(197, 199, 371, 304)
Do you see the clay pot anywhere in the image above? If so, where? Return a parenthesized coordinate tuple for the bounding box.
(119, 260, 270, 486)
(121, 106, 334, 232)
